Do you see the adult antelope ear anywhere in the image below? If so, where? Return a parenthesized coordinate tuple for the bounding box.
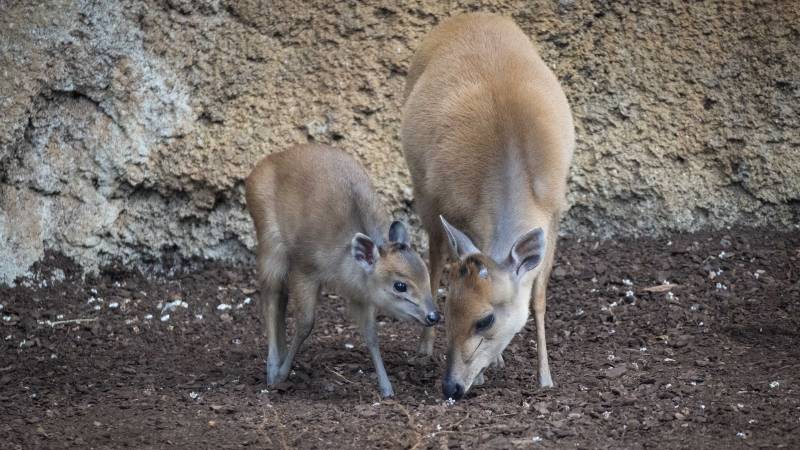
(440, 215, 480, 261)
(352, 233, 379, 272)
(388, 221, 410, 246)
(504, 228, 545, 279)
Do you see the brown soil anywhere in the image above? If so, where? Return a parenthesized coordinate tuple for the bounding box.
(1, 229, 799, 449)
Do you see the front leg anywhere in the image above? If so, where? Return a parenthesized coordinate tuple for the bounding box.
(416, 229, 446, 356)
(354, 302, 394, 398)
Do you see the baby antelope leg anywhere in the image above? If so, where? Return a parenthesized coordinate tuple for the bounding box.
(356, 303, 394, 398)
(262, 282, 287, 385)
(275, 273, 319, 383)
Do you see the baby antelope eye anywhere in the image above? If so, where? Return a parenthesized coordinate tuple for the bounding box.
(475, 314, 495, 333)
(393, 281, 407, 293)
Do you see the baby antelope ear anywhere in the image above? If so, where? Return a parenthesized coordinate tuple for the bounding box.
(440, 215, 480, 261)
(352, 233, 380, 272)
(388, 221, 410, 245)
(505, 228, 545, 278)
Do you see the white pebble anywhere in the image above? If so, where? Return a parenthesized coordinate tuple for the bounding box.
(445, 398, 456, 406)
(769, 381, 780, 389)
(665, 292, 675, 301)
(162, 300, 188, 313)
(144, 314, 153, 320)
(532, 436, 543, 443)
(622, 278, 633, 286)
(189, 392, 199, 400)
(243, 297, 252, 305)
(2, 316, 11, 322)
(216, 303, 232, 311)
(625, 290, 634, 298)
(108, 302, 119, 309)
(90, 288, 98, 295)
(344, 343, 354, 350)
(93, 305, 101, 311)
(602, 411, 611, 419)
(160, 314, 170, 322)
(715, 282, 727, 290)
(56, 314, 64, 320)
(736, 432, 746, 439)
(195, 314, 204, 320)
(0, 304, 3, 311)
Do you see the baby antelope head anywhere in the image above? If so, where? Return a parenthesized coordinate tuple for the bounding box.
(351, 221, 441, 327)
(439, 216, 545, 400)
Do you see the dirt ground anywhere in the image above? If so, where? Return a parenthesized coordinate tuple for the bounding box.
(1, 229, 798, 449)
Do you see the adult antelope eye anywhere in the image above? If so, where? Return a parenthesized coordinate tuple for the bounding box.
(475, 314, 495, 332)
(393, 281, 407, 293)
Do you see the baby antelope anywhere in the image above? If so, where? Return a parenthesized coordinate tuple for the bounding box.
(245, 144, 440, 397)
(402, 13, 575, 399)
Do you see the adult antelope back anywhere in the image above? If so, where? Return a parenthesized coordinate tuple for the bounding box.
(401, 13, 575, 400)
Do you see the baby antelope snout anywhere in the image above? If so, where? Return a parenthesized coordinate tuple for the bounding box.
(425, 311, 441, 326)
(442, 378, 464, 400)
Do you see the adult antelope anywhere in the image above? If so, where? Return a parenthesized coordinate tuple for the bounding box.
(401, 13, 575, 399)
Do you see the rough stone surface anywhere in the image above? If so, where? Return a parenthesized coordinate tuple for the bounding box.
(1, 0, 798, 284)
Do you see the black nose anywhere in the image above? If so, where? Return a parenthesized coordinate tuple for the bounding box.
(442, 379, 464, 400)
(425, 311, 441, 326)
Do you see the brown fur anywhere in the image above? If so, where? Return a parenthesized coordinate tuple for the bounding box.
(402, 13, 575, 397)
(245, 144, 437, 397)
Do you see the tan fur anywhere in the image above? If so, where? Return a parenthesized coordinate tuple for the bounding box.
(245, 144, 438, 397)
(402, 13, 574, 398)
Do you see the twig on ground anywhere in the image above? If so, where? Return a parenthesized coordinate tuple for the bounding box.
(449, 412, 471, 431)
(269, 405, 292, 450)
(388, 401, 424, 450)
(327, 367, 354, 384)
(48, 318, 98, 327)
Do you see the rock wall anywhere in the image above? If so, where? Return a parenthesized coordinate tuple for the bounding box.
(1, 0, 798, 284)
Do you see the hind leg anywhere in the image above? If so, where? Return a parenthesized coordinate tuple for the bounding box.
(257, 244, 289, 386)
(275, 272, 319, 382)
(262, 280, 287, 385)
